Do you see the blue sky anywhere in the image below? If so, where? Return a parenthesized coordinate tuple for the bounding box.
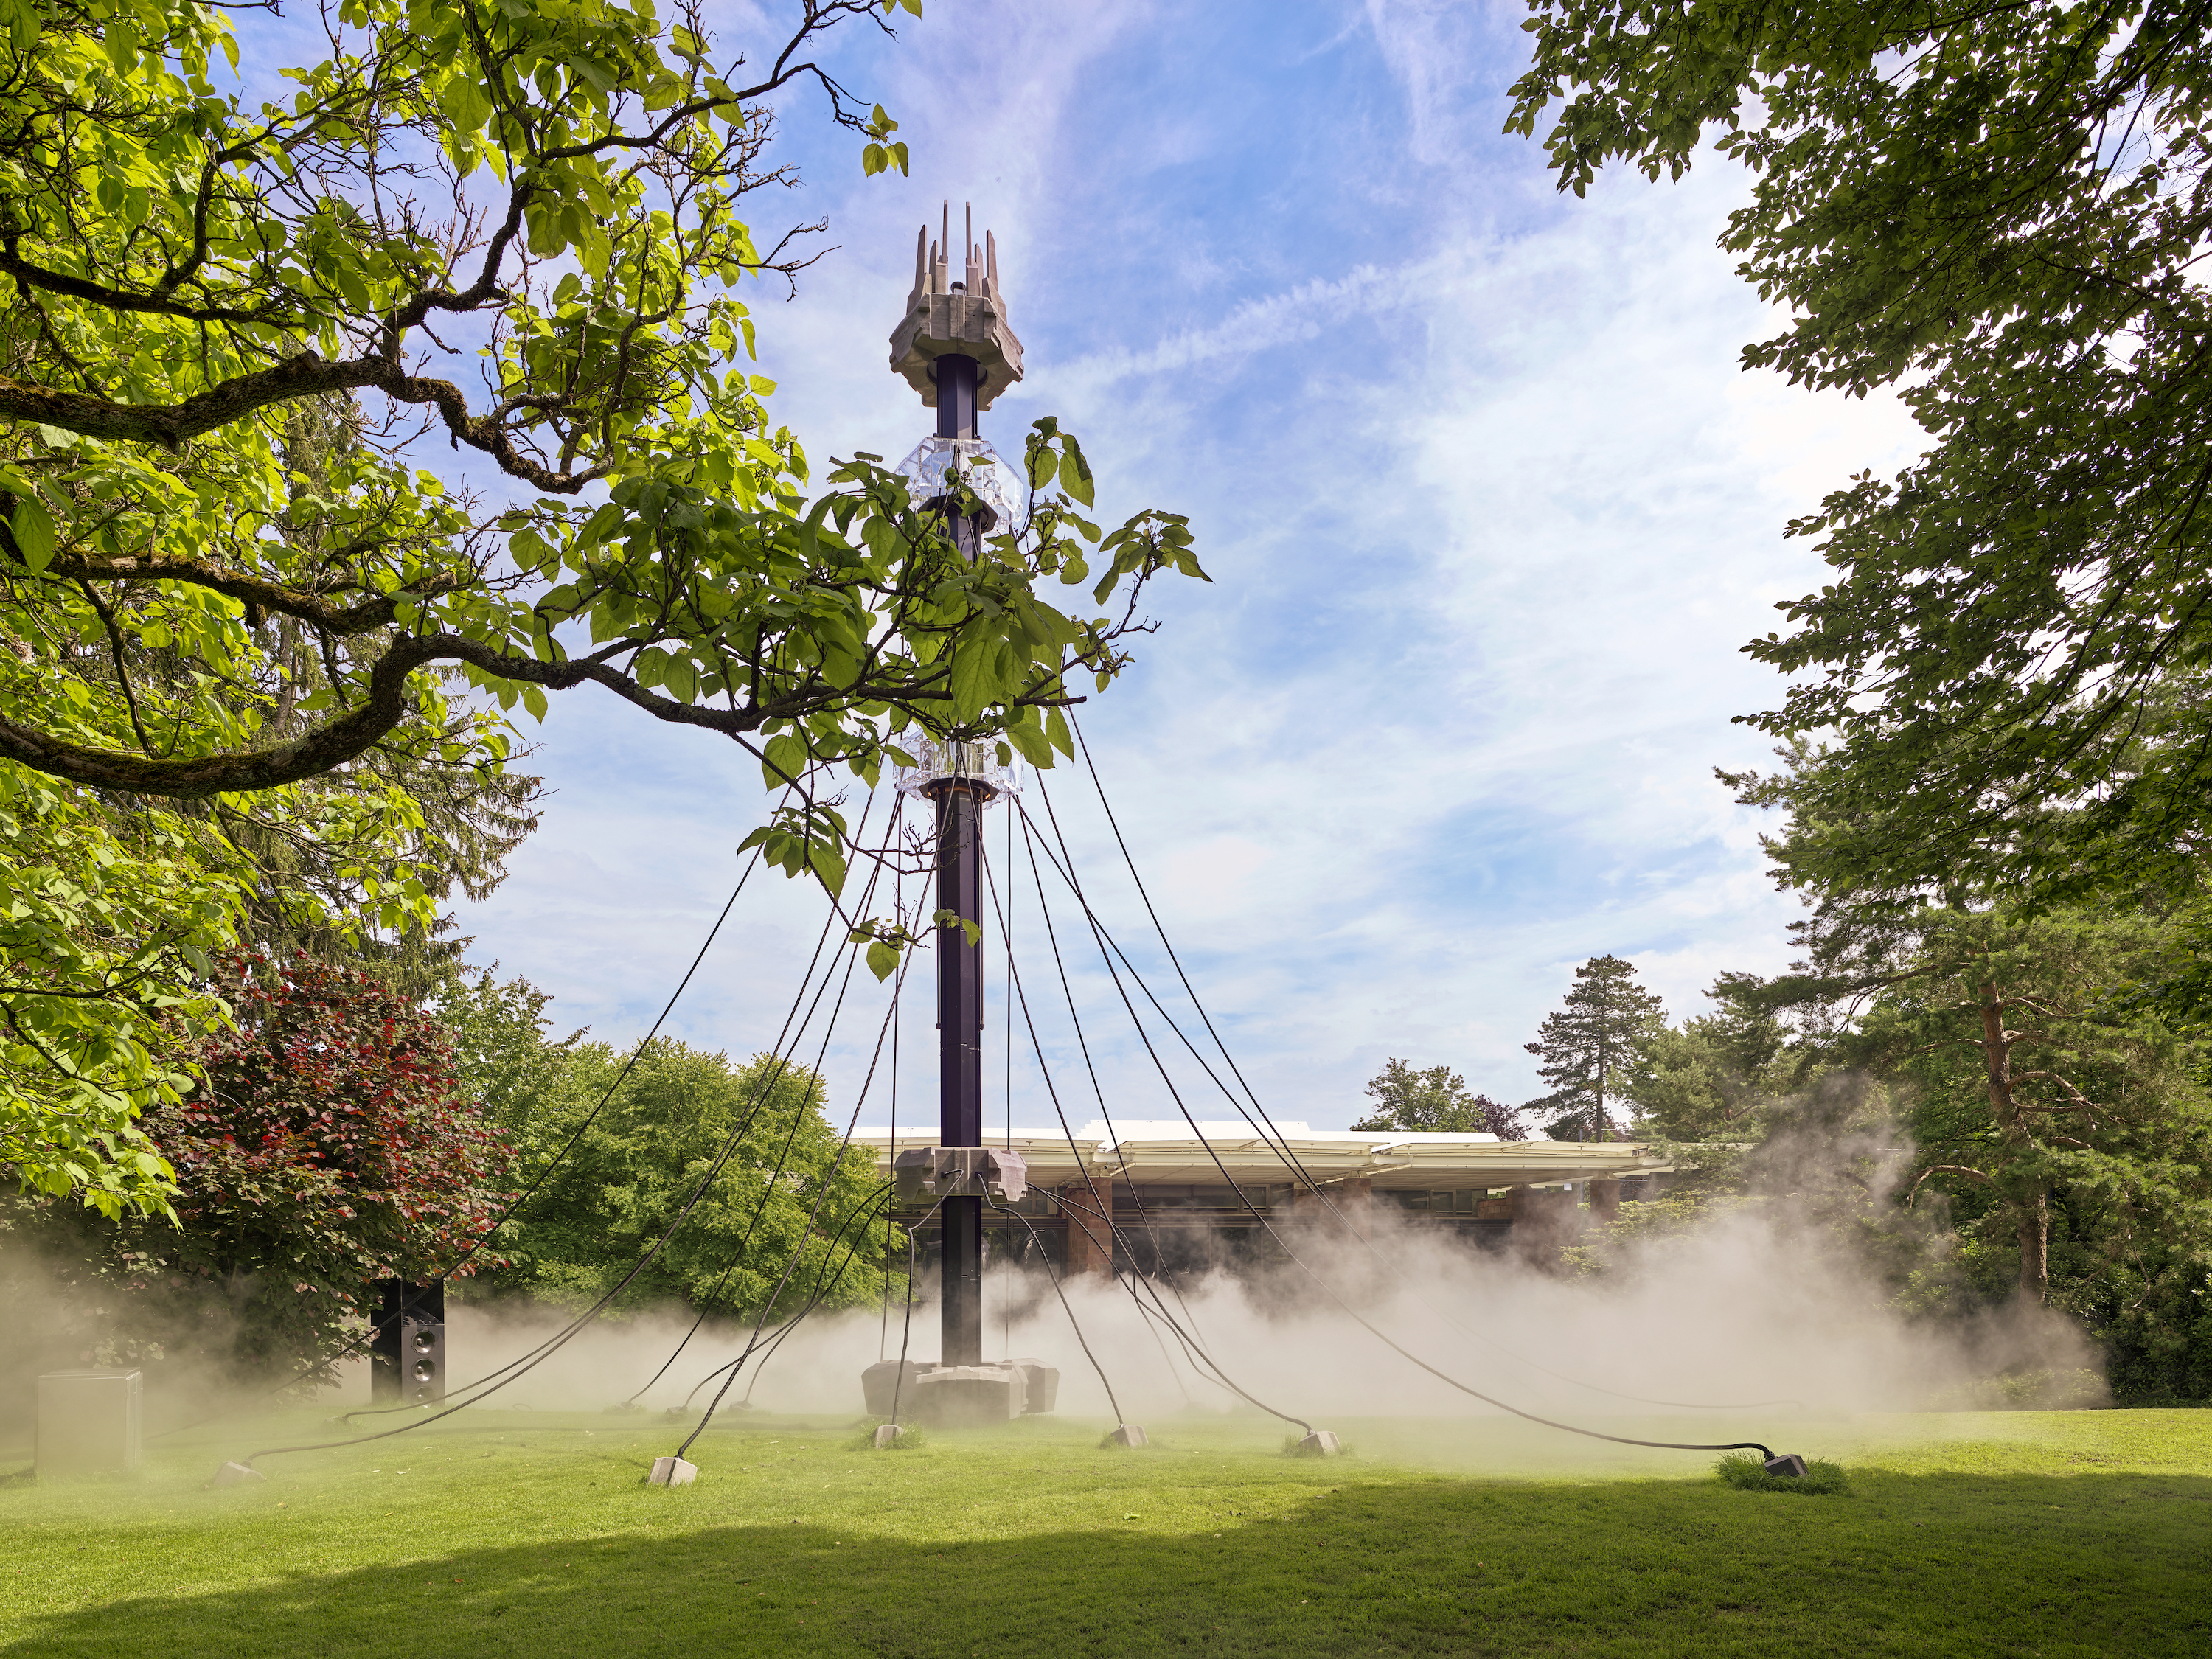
(417, 0, 1923, 1129)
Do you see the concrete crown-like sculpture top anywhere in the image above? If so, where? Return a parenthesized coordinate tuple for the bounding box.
(889, 201, 1024, 412)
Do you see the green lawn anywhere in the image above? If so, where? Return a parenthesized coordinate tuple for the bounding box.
(1, 1406, 2205, 1656)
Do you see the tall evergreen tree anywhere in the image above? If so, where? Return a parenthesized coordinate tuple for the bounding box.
(1524, 955, 1667, 1141)
(1624, 975, 1792, 1139)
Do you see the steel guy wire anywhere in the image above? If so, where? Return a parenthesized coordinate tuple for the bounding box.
(973, 818, 1311, 1433)
(983, 801, 1199, 1301)
(881, 841, 902, 1363)
(340, 785, 888, 1426)
(989, 1198, 1124, 1426)
(241, 854, 883, 1466)
(1015, 786, 1788, 1464)
(625, 797, 905, 1404)
(1039, 1186, 1314, 1433)
(675, 1181, 908, 1413)
(1006, 799, 1265, 1413)
(883, 1200, 945, 1432)
(998, 787, 1222, 1340)
(675, 928, 923, 1460)
(1024, 773, 1798, 1416)
(733, 1184, 901, 1408)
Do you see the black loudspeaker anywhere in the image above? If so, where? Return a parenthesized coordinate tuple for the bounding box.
(368, 1279, 446, 1405)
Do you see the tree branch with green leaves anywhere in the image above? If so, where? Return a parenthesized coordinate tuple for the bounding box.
(0, 0, 1205, 1214)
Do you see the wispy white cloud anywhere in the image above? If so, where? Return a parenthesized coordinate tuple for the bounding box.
(1046, 262, 1419, 393)
(457, 0, 1922, 1130)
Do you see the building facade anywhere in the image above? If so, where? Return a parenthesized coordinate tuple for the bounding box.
(860, 1119, 1669, 1281)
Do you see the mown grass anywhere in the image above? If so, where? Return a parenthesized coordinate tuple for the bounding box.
(0, 1407, 2206, 1656)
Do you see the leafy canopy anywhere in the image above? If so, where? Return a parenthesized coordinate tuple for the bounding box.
(19, 950, 513, 1385)
(0, 0, 1201, 1209)
(1509, 0, 2212, 903)
(493, 1040, 894, 1320)
(1349, 1057, 1526, 1141)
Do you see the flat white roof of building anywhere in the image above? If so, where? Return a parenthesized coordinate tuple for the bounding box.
(852, 1122, 1666, 1192)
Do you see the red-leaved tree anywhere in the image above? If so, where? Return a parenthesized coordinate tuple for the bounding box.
(25, 953, 514, 1388)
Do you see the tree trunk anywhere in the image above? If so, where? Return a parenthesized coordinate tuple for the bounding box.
(1978, 972, 2048, 1303)
(2017, 1186, 2049, 1301)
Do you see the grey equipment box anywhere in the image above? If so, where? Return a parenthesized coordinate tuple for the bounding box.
(37, 1369, 143, 1478)
(862, 1357, 1061, 1419)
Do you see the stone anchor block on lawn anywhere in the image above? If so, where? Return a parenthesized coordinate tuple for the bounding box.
(647, 1456, 697, 1487)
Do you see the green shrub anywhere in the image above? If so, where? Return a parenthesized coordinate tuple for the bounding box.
(1716, 1453, 1849, 1495)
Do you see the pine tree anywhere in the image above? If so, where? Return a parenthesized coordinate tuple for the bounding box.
(1523, 956, 1667, 1141)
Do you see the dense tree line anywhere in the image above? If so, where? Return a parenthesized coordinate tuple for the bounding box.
(1503, 0, 2212, 1399)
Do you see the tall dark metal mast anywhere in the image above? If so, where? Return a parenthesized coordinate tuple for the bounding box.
(887, 202, 1027, 1375)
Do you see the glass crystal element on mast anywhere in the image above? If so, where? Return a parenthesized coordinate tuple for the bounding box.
(897, 437, 1018, 532)
(894, 732, 1020, 807)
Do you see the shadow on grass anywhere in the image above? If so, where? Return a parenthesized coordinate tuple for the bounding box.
(10, 1470, 2211, 1658)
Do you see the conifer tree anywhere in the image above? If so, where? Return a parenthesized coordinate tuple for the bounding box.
(1523, 955, 1666, 1141)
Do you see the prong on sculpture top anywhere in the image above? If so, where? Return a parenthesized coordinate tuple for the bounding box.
(889, 203, 1024, 408)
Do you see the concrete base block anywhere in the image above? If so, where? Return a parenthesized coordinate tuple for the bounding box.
(908, 1365, 1025, 1428)
(872, 1424, 906, 1449)
(1762, 1453, 1808, 1479)
(1105, 1424, 1149, 1449)
(861, 1359, 938, 1416)
(1009, 1360, 1060, 1415)
(863, 1357, 1064, 1425)
(210, 1461, 265, 1486)
(1293, 1430, 1341, 1458)
(647, 1455, 698, 1487)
